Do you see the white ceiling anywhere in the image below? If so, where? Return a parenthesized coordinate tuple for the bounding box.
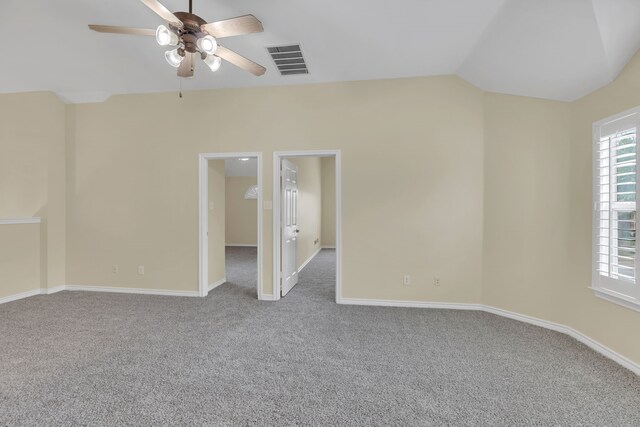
(2, 0, 640, 102)
(225, 158, 257, 177)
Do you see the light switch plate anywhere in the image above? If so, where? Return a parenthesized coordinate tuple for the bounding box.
(209, 201, 215, 210)
(264, 201, 273, 210)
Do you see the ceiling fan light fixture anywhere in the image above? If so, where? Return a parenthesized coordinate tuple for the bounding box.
(156, 24, 178, 46)
(204, 54, 222, 72)
(165, 48, 184, 68)
(197, 35, 218, 55)
(89, 3, 266, 78)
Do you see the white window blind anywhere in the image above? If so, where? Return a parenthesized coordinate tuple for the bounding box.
(593, 109, 640, 311)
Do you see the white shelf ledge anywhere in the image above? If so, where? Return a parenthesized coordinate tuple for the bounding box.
(0, 217, 41, 225)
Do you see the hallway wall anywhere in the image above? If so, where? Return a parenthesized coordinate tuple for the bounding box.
(321, 157, 336, 247)
(286, 157, 323, 270)
(208, 160, 226, 286)
(225, 176, 258, 246)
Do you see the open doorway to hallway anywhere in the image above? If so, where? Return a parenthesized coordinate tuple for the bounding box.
(199, 153, 263, 299)
(273, 151, 341, 302)
(221, 157, 259, 296)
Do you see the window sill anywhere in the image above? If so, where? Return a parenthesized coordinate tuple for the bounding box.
(590, 287, 640, 313)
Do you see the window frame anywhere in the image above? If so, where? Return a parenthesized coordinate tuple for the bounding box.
(592, 107, 640, 312)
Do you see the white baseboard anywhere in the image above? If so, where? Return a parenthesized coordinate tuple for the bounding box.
(0, 289, 42, 305)
(483, 306, 640, 376)
(3, 286, 637, 375)
(225, 244, 257, 247)
(208, 278, 226, 292)
(298, 247, 322, 273)
(339, 297, 483, 311)
(482, 306, 567, 334)
(0, 285, 68, 305)
(0, 217, 41, 225)
(1, 284, 202, 304)
(65, 285, 199, 298)
(44, 285, 66, 295)
(339, 297, 640, 376)
(321, 245, 335, 249)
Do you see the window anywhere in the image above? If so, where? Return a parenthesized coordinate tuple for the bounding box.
(593, 108, 640, 311)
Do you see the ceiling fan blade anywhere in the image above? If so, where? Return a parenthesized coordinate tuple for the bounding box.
(202, 15, 263, 38)
(89, 25, 155, 36)
(178, 53, 195, 78)
(216, 46, 265, 76)
(140, 0, 183, 27)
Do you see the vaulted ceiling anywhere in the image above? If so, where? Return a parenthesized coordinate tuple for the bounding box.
(2, 0, 640, 103)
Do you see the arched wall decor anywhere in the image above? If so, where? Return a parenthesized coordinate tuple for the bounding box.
(244, 184, 258, 199)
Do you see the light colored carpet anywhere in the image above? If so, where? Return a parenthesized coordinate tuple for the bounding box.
(223, 246, 259, 297)
(1, 248, 639, 425)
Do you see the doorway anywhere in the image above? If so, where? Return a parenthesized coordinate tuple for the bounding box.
(273, 150, 342, 302)
(198, 152, 264, 299)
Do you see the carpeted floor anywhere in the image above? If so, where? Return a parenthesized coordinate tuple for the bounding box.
(223, 246, 259, 298)
(1, 248, 639, 425)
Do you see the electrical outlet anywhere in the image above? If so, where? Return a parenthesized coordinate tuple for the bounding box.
(403, 274, 411, 286)
(112, 264, 119, 274)
(138, 265, 145, 275)
(434, 277, 440, 287)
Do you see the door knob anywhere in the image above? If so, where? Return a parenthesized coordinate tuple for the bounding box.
(295, 229, 300, 233)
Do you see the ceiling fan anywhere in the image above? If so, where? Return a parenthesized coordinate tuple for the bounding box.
(89, 0, 266, 78)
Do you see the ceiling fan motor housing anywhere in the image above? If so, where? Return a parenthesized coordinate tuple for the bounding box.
(172, 12, 208, 54)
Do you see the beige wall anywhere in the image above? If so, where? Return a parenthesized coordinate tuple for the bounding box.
(208, 160, 226, 285)
(567, 52, 640, 365)
(0, 92, 66, 291)
(321, 157, 336, 247)
(225, 176, 257, 246)
(3, 59, 639, 366)
(65, 75, 485, 304)
(483, 93, 572, 323)
(286, 157, 322, 270)
(0, 224, 41, 298)
(481, 52, 640, 366)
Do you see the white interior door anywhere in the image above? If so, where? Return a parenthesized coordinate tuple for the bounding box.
(281, 159, 299, 296)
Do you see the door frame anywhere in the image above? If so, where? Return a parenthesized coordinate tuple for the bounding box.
(272, 150, 342, 302)
(198, 152, 263, 298)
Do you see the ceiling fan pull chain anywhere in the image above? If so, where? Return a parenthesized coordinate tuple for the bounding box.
(179, 77, 183, 98)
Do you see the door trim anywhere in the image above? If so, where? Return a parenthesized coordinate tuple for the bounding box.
(198, 152, 264, 299)
(272, 150, 342, 302)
